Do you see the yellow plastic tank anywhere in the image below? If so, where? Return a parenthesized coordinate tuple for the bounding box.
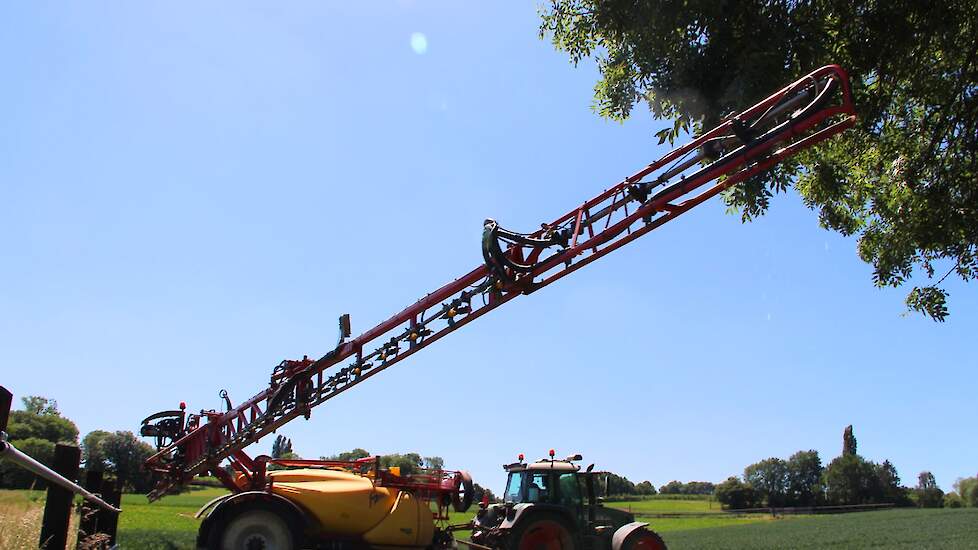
(267, 468, 434, 546)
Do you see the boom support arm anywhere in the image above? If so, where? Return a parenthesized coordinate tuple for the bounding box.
(141, 65, 855, 500)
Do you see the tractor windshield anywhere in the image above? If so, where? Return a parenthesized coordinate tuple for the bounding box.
(505, 472, 552, 503)
(504, 472, 524, 502)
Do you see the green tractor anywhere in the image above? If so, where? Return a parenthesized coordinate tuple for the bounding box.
(470, 452, 666, 550)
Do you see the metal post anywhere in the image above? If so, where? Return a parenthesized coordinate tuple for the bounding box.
(76, 470, 103, 549)
(97, 479, 121, 546)
(0, 386, 11, 433)
(39, 444, 81, 550)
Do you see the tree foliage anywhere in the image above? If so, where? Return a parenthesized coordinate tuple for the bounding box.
(915, 470, 945, 508)
(0, 396, 79, 489)
(953, 476, 978, 507)
(843, 425, 858, 457)
(0, 437, 55, 489)
(540, 0, 978, 320)
(271, 435, 294, 459)
(100, 431, 157, 493)
(473, 482, 498, 504)
(744, 458, 789, 506)
(715, 476, 758, 510)
(82, 430, 111, 470)
(6, 397, 78, 444)
(786, 450, 824, 506)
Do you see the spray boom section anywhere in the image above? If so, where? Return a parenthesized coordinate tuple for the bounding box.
(141, 65, 855, 501)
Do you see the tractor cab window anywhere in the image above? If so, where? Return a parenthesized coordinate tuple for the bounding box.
(505, 472, 525, 503)
(504, 471, 554, 503)
(526, 472, 551, 503)
(557, 473, 582, 507)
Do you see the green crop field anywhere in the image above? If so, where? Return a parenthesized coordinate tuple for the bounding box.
(661, 508, 978, 549)
(2, 490, 976, 550)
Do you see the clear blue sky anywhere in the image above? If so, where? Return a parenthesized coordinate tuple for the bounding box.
(2, 2, 975, 494)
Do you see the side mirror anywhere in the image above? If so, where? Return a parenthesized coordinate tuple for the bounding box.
(337, 313, 351, 346)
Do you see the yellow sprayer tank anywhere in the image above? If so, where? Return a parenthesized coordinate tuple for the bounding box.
(267, 468, 435, 547)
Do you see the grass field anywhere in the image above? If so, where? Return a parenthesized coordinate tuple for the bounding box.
(662, 508, 978, 549)
(2, 490, 977, 549)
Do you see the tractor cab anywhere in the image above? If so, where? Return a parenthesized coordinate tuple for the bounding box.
(471, 452, 666, 550)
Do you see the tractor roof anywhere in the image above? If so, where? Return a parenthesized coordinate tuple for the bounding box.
(504, 459, 580, 473)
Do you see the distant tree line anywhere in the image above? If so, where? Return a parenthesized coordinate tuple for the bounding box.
(658, 480, 715, 495)
(715, 426, 963, 510)
(0, 396, 157, 493)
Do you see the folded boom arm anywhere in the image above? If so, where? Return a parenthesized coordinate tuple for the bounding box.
(141, 65, 855, 501)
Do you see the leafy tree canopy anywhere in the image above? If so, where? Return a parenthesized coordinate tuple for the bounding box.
(101, 431, 157, 493)
(6, 396, 77, 444)
(541, 0, 978, 320)
(715, 476, 758, 510)
(81, 429, 112, 470)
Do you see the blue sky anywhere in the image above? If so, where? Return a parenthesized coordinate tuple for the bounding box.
(2, 2, 975, 494)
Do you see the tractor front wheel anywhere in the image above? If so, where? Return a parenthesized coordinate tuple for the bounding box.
(508, 512, 575, 550)
(219, 509, 296, 550)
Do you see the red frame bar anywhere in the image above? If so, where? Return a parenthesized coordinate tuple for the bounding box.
(144, 66, 855, 499)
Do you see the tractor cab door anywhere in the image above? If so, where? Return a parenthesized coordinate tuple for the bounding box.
(584, 474, 617, 543)
(556, 472, 585, 527)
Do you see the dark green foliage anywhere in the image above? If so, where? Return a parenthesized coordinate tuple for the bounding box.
(786, 450, 824, 506)
(82, 429, 111, 470)
(916, 471, 945, 508)
(658, 480, 683, 494)
(101, 431, 157, 493)
(6, 397, 78, 444)
(822, 454, 885, 505)
(878, 460, 913, 506)
(540, 0, 978, 320)
(20, 396, 59, 416)
(744, 458, 789, 507)
(0, 437, 55, 489)
(635, 480, 657, 495)
(324, 448, 370, 462)
(658, 480, 713, 495)
(322, 449, 437, 476)
(843, 425, 858, 457)
(0, 396, 79, 489)
(715, 476, 758, 510)
(380, 453, 424, 475)
(605, 472, 637, 495)
(473, 482, 498, 503)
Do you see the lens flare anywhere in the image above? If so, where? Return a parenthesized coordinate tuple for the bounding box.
(410, 32, 428, 55)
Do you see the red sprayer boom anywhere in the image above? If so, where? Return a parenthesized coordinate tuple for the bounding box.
(141, 65, 856, 500)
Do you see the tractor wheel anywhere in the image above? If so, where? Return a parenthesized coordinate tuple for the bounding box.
(622, 529, 667, 550)
(218, 508, 296, 550)
(508, 512, 575, 550)
(453, 470, 474, 512)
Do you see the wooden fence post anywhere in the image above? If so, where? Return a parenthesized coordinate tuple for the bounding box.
(0, 385, 11, 433)
(39, 443, 81, 550)
(96, 479, 121, 546)
(76, 470, 103, 549)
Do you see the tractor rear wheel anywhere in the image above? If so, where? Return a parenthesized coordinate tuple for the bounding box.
(622, 529, 667, 550)
(219, 509, 296, 550)
(508, 512, 575, 550)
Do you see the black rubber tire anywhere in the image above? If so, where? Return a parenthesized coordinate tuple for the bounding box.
(215, 507, 297, 550)
(507, 511, 576, 550)
(622, 528, 667, 550)
(453, 470, 475, 512)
